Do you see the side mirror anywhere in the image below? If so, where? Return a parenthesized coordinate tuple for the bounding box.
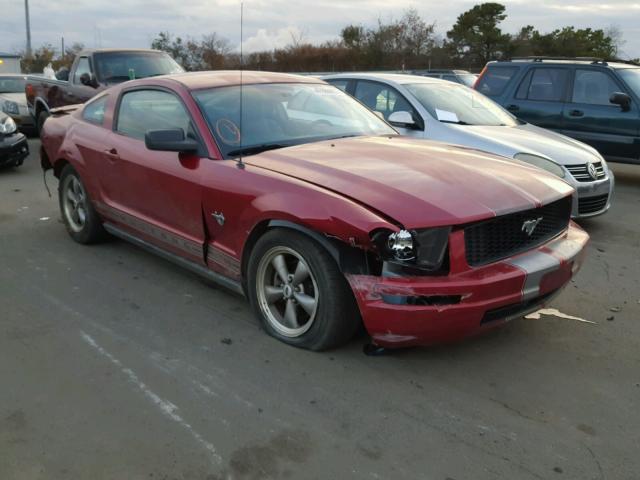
(610, 92, 631, 111)
(145, 129, 199, 153)
(79, 72, 98, 88)
(388, 111, 417, 129)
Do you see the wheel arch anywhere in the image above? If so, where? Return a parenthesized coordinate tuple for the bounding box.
(240, 219, 371, 292)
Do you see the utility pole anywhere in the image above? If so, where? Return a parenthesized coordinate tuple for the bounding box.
(24, 0, 32, 57)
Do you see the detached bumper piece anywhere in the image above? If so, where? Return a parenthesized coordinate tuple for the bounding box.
(0, 133, 29, 167)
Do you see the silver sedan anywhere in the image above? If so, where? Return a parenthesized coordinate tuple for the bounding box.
(0, 74, 35, 132)
(322, 73, 614, 218)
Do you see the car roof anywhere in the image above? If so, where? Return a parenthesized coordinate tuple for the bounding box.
(128, 70, 326, 90)
(488, 59, 638, 70)
(322, 72, 452, 86)
(78, 48, 169, 56)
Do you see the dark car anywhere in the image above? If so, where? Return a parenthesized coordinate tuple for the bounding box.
(475, 57, 640, 164)
(0, 112, 29, 168)
(40, 71, 586, 351)
(25, 49, 183, 133)
(413, 69, 477, 87)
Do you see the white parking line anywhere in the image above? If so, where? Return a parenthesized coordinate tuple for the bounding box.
(79, 331, 222, 465)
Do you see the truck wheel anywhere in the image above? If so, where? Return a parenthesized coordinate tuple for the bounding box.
(37, 110, 49, 136)
(58, 164, 107, 244)
(247, 229, 361, 351)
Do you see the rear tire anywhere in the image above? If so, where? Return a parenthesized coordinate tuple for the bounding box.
(58, 164, 107, 244)
(247, 229, 361, 351)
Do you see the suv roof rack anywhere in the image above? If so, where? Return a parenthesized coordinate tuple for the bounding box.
(508, 56, 608, 65)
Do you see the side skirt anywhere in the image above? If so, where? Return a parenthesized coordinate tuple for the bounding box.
(103, 222, 244, 296)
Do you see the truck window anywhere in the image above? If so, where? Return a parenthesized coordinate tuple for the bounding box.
(476, 67, 518, 97)
(82, 95, 108, 125)
(516, 68, 569, 102)
(572, 70, 622, 105)
(116, 89, 191, 141)
(73, 57, 91, 84)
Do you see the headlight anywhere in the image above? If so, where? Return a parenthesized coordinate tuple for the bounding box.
(0, 116, 16, 134)
(2, 101, 19, 115)
(373, 227, 450, 272)
(514, 153, 565, 178)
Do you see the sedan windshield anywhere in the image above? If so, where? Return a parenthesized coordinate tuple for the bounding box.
(94, 52, 183, 83)
(405, 83, 518, 127)
(0, 77, 26, 93)
(193, 83, 397, 158)
(618, 68, 640, 97)
(458, 74, 477, 87)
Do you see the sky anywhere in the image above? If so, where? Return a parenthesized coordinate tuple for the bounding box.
(3, 0, 640, 59)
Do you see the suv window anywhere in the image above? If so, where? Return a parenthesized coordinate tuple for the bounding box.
(73, 57, 91, 84)
(516, 68, 569, 102)
(82, 95, 108, 125)
(572, 69, 621, 105)
(116, 89, 192, 141)
(476, 67, 518, 96)
(354, 80, 417, 121)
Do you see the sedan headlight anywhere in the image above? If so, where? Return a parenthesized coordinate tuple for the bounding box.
(0, 115, 17, 134)
(514, 153, 565, 178)
(373, 227, 450, 272)
(2, 101, 19, 116)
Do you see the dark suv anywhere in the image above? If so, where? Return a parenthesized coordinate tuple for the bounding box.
(475, 58, 640, 163)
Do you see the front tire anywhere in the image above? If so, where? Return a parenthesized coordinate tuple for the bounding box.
(247, 229, 361, 351)
(58, 164, 107, 244)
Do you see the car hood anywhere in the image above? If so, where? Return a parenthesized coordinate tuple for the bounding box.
(0, 93, 28, 106)
(245, 136, 573, 229)
(445, 123, 602, 166)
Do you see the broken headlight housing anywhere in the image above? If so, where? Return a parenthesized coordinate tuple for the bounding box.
(0, 115, 17, 135)
(373, 227, 451, 272)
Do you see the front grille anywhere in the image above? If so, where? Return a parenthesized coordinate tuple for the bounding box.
(464, 196, 572, 267)
(566, 162, 606, 182)
(578, 194, 609, 215)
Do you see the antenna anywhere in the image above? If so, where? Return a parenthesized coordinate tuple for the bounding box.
(237, 1, 245, 169)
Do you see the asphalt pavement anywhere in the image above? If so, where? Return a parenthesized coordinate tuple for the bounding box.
(1, 138, 639, 480)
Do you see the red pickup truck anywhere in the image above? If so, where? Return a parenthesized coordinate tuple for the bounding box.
(25, 48, 183, 132)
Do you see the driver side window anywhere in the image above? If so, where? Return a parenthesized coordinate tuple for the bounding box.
(116, 89, 193, 141)
(353, 80, 417, 122)
(73, 57, 91, 84)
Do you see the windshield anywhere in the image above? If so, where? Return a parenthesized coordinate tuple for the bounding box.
(0, 77, 26, 93)
(94, 52, 183, 83)
(193, 83, 397, 158)
(405, 83, 518, 127)
(618, 68, 640, 97)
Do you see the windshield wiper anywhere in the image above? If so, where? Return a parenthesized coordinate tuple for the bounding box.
(227, 143, 291, 157)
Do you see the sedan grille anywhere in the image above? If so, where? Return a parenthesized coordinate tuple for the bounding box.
(566, 162, 606, 182)
(464, 197, 572, 267)
(578, 194, 609, 215)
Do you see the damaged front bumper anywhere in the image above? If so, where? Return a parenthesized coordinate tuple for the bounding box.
(346, 221, 589, 348)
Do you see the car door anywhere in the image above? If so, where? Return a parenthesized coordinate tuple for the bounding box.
(506, 66, 570, 131)
(562, 67, 639, 160)
(352, 80, 424, 136)
(99, 87, 206, 264)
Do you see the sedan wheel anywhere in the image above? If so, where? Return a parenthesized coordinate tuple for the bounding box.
(63, 176, 88, 233)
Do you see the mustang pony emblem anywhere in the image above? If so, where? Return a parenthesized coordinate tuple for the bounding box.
(522, 217, 543, 236)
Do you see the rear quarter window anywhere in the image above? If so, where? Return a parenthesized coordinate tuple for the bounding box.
(476, 67, 518, 97)
(82, 95, 108, 125)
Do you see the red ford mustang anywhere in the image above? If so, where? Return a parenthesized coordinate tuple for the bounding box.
(40, 71, 588, 350)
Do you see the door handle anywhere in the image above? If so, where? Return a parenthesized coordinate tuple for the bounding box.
(569, 109, 584, 117)
(506, 104, 519, 112)
(104, 148, 120, 161)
